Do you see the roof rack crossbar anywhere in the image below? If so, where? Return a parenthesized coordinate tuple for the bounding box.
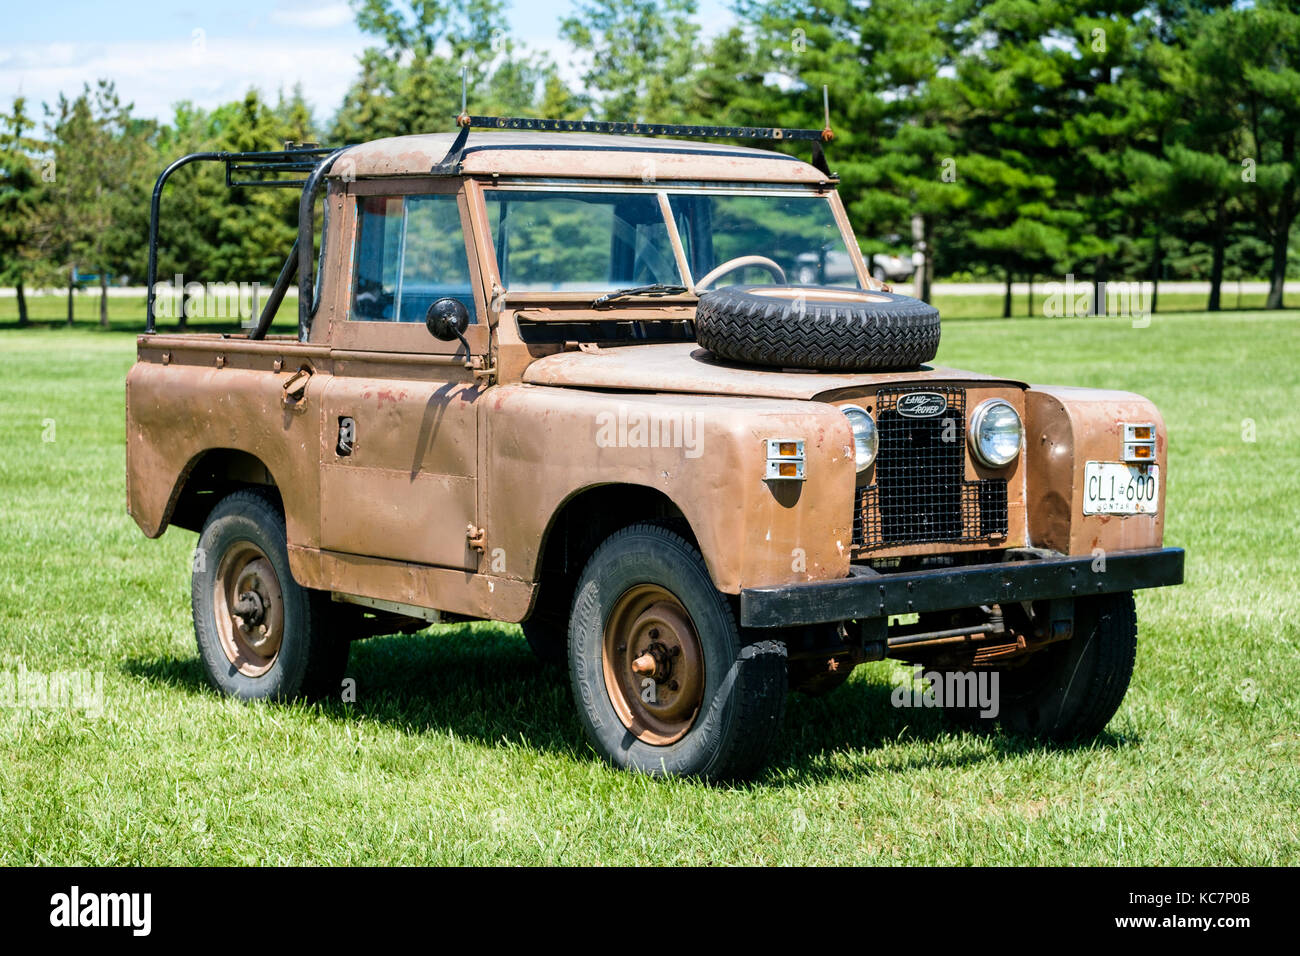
(436, 112, 835, 176)
(456, 116, 829, 142)
(224, 146, 337, 189)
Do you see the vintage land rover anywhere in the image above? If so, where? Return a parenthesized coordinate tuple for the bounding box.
(126, 113, 1183, 779)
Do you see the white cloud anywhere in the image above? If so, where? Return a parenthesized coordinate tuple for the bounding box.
(0, 35, 364, 125)
(269, 4, 355, 30)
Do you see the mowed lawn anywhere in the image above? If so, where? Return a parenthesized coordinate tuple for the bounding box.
(1, 302, 1297, 865)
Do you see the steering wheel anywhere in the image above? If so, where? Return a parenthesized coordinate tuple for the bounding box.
(694, 255, 787, 292)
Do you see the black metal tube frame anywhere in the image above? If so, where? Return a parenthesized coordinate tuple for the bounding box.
(146, 113, 836, 335)
(144, 146, 338, 336)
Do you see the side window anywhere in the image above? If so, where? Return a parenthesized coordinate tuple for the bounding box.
(351, 193, 476, 322)
(351, 197, 402, 321)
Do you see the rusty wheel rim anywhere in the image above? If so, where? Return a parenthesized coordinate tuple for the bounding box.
(212, 541, 284, 678)
(601, 585, 705, 745)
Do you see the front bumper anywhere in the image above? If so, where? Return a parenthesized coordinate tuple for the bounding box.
(740, 547, 1185, 628)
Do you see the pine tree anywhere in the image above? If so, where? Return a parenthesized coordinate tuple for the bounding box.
(0, 96, 44, 326)
(560, 0, 702, 122)
(1187, 2, 1300, 309)
(331, 0, 573, 142)
(736, 0, 976, 301)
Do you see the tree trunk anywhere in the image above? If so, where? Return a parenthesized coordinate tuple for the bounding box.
(16, 281, 28, 327)
(1150, 228, 1162, 315)
(911, 213, 930, 303)
(1091, 259, 1108, 317)
(1003, 271, 1013, 319)
(1267, 129, 1296, 310)
(1027, 276, 1033, 317)
(1208, 203, 1225, 312)
(1265, 201, 1293, 309)
(99, 271, 109, 327)
(66, 269, 75, 326)
(921, 219, 934, 304)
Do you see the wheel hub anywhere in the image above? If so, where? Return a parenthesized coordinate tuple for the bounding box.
(602, 586, 705, 746)
(631, 639, 678, 681)
(233, 589, 265, 628)
(213, 544, 285, 677)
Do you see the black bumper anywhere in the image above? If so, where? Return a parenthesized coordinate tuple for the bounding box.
(739, 547, 1185, 629)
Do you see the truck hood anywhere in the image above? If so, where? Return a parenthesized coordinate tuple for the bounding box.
(521, 342, 1025, 400)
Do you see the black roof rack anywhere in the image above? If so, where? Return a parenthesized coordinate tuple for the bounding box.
(433, 77, 835, 176)
(454, 115, 829, 142)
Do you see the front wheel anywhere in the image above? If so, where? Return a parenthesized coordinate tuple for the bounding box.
(192, 489, 349, 701)
(968, 593, 1138, 740)
(567, 524, 787, 780)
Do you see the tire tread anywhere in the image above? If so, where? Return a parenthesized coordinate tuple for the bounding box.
(695, 285, 940, 371)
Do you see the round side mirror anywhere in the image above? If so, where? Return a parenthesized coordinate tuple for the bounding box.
(425, 298, 470, 342)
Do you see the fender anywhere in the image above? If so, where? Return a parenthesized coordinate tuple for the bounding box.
(483, 383, 857, 594)
(1024, 385, 1167, 555)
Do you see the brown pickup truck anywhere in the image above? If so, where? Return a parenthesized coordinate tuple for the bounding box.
(127, 117, 1183, 780)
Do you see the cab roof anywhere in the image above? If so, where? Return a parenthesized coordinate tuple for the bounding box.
(332, 131, 831, 184)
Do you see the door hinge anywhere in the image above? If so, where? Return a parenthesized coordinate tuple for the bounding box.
(466, 524, 486, 553)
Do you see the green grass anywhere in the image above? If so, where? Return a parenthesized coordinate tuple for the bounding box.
(1, 286, 1284, 332)
(931, 288, 1281, 319)
(0, 291, 299, 335)
(1, 300, 1298, 865)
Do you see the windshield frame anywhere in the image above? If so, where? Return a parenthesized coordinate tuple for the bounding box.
(470, 179, 868, 306)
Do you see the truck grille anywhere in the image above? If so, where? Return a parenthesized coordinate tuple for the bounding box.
(851, 386, 1008, 551)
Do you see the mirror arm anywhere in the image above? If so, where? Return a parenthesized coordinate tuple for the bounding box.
(453, 328, 472, 367)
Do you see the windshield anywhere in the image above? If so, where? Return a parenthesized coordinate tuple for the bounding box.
(483, 188, 860, 294)
(485, 190, 683, 292)
(668, 193, 861, 289)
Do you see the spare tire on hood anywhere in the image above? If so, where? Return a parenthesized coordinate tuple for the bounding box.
(694, 285, 940, 372)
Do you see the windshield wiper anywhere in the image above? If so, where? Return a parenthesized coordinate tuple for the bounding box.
(592, 283, 689, 309)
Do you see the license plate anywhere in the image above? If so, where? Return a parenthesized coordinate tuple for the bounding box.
(1083, 461, 1159, 515)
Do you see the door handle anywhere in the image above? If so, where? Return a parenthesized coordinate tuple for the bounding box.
(337, 416, 355, 456)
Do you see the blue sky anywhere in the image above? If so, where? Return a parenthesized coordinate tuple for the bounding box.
(2, 0, 735, 126)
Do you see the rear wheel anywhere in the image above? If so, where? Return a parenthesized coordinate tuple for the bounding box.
(192, 489, 348, 701)
(567, 524, 787, 780)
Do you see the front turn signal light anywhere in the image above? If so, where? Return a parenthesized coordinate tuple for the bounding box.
(765, 438, 805, 481)
(1122, 422, 1156, 463)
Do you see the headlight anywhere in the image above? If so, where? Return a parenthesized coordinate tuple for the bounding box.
(969, 399, 1023, 467)
(841, 404, 878, 472)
